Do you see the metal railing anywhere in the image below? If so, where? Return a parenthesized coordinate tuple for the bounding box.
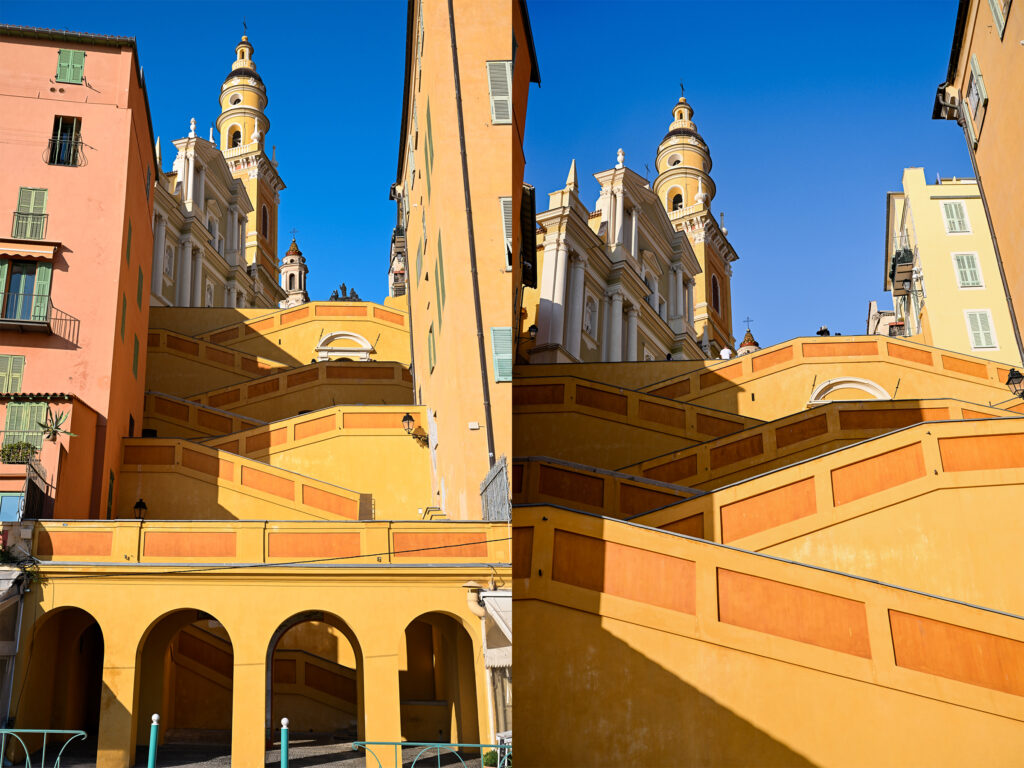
(45, 138, 84, 167)
(887, 323, 911, 338)
(0, 431, 44, 462)
(0, 729, 86, 767)
(353, 742, 511, 768)
(10, 213, 48, 240)
(0, 293, 77, 339)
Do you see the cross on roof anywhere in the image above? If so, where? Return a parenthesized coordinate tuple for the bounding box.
(742, 316, 754, 331)
(679, 82, 685, 98)
(289, 227, 299, 239)
(242, 18, 247, 35)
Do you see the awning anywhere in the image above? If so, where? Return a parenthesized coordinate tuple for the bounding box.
(0, 240, 60, 261)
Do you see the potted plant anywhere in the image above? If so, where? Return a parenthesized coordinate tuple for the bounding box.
(0, 441, 37, 464)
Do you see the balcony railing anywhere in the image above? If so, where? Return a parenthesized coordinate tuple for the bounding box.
(1, 431, 45, 462)
(887, 322, 911, 338)
(45, 137, 85, 167)
(0, 292, 77, 338)
(11, 212, 48, 240)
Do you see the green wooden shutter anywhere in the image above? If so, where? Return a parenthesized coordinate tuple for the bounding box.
(133, 335, 140, 378)
(120, 295, 127, 340)
(427, 324, 436, 372)
(968, 311, 994, 348)
(31, 262, 52, 321)
(987, 0, 1006, 36)
(491, 327, 513, 382)
(4, 403, 27, 443)
(106, 470, 114, 518)
(954, 253, 981, 287)
(69, 50, 85, 84)
(8, 356, 25, 393)
(126, 220, 132, 264)
(0, 260, 7, 303)
(943, 202, 967, 233)
(27, 403, 46, 449)
(0, 357, 8, 395)
(486, 61, 512, 124)
(55, 50, 71, 82)
(500, 197, 513, 266)
(137, 266, 144, 308)
(437, 234, 446, 309)
(416, 239, 423, 283)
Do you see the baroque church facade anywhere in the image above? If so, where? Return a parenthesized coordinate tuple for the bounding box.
(526, 88, 738, 362)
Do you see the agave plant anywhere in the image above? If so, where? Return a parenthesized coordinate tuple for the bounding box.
(38, 406, 76, 442)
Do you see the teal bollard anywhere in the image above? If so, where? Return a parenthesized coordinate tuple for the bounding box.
(280, 718, 289, 768)
(147, 714, 159, 768)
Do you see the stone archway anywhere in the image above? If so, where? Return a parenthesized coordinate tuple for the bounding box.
(314, 331, 373, 362)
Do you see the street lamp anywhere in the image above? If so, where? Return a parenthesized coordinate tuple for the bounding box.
(528, 324, 538, 340)
(401, 413, 415, 434)
(133, 498, 148, 520)
(1006, 368, 1024, 399)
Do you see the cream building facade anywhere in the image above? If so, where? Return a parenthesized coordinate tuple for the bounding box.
(879, 167, 1020, 366)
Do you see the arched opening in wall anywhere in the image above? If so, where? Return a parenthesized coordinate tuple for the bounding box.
(314, 331, 373, 362)
(266, 611, 363, 762)
(261, 206, 269, 239)
(711, 274, 721, 313)
(669, 190, 683, 211)
(667, 154, 682, 167)
(230, 130, 242, 147)
(399, 612, 480, 748)
(288, 274, 295, 291)
(133, 609, 233, 763)
(6, 607, 104, 764)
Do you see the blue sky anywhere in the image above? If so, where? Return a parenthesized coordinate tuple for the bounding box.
(2, 0, 408, 304)
(523, 0, 971, 346)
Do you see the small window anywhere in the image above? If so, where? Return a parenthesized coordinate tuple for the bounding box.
(55, 49, 85, 84)
(12, 188, 48, 240)
(288, 274, 295, 290)
(942, 201, 970, 234)
(106, 470, 114, 518)
(965, 310, 996, 349)
(0, 493, 23, 522)
(486, 61, 513, 125)
(500, 197, 513, 267)
(261, 205, 269, 238)
(671, 193, 683, 211)
(1, 261, 51, 322)
(987, 0, 1008, 37)
(137, 266, 144, 308)
(427, 323, 436, 372)
(128, 414, 135, 438)
(711, 274, 721, 313)
(133, 334, 140, 377)
(126, 220, 132, 264)
(48, 116, 82, 166)
(416, 238, 423, 283)
(0, 355, 26, 394)
(231, 130, 242, 147)
(953, 253, 983, 288)
(491, 327, 513, 382)
(4, 401, 46, 452)
(120, 294, 127, 340)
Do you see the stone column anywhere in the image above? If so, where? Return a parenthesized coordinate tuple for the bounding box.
(152, 216, 166, 299)
(613, 187, 625, 245)
(184, 155, 194, 206)
(565, 252, 587, 359)
(545, 236, 569, 346)
(599, 292, 610, 362)
(630, 209, 638, 258)
(177, 237, 192, 306)
(196, 165, 206, 211)
(607, 288, 623, 363)
(676, 266, 686, 319)
(192, 248, 204, 307)
(686, 278, 695, 326)
(626, 305, 638, 361)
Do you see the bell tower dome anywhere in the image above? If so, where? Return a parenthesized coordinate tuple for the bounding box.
(652, 86, 715, 220)
(216, 35, 269, 151)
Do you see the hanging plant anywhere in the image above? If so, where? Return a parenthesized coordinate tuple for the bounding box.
(38, 405, 76, 442)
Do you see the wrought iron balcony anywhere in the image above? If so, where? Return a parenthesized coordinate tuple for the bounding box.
(11, 212, 48, 240)
(0, 292, 76, 336)
(0, 431, 44, 463)
(45, 137, 85, 167)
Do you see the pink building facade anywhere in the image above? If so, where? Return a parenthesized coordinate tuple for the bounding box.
(0, 26, 156, 519)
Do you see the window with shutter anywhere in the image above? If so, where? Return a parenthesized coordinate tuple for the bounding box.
(942, 202, 969, 233)
(121, 295, 127, 340)
(408, 147, 415, 191)
(13, 188, 48, 240)
(486, 61, 513, 125)
(106, 470, 114, 518)
(56, 50, 85, 84)
(500, 197, 513, 266)
(953, 253, 982, 288)
(416, 239, 423, 283)
(4, 402, 46, 450)
(427, 324, 436, 372)
(987, 0, 1007, 36)
(126, 220, 132, 264)
(436, 234, 446, 311)
(69, 50, 85, 83)
(966, 311, 996, 348)
(137, 266, 144, 308)
(133, 335, 140, 378)
(31, 263, 51, 321)
(0, 356, 26, 394)
(490, 327, 512, 382)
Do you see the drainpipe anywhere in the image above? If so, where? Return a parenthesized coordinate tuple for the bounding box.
(448, 0, 496, 468)
(946, 98, 1024, 363)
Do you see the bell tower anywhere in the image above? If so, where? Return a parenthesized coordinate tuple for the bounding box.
(215, 35, 286, 306)
(653, 86, 737, 356)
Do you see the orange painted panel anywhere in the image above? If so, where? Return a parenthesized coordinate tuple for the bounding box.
(147, 332, 161, 347)
(838, 407, 949, 431)
(124, 445, 175, 465)
(392, 532, 488, 558)
(305, 663, 356, 701)
(696, 413, 742, 438)
(831, 443, 926, 506)
(961, 409, 993, 420)
(512, 383, 564, 406)
(166, 335, 200, 355)
(247, 318, 276, 333)
(241, 466, 294, 500)
(215, 440, 239, 454)
(301, 486, 358, 519)
(537, 464, 604, 507)
(889, 611, 1024, 696)
(342, 412, 406, 429)
(374, 307, 405, 325)
(576, 385, 627, 415)
(938, 433, 1024, 472)
(751, 345, 794, 373)
(204, 347, 234, 367)
(775, 413, 829, 449)
(644, 454, 698, 483)
(245, 429, 288, 453)
(287, 368, 320, 387)
(710, 433, 764, 470)
(182, 448, 233, 480)
(316, 305, 367, 317)
(619, 484, 685, 517)
(887, 342, 932, 365)
(295, 414, 336, 441)
(718, 569, 871, 658)
(552, 530, 695, 614)
(280, 307, 310, 324)
(700, 362, 743, 390)
(144, 532, 236, 558)
(154, 397, 189, 422)
(941, 355, 988, 378)
(179, 631, 233, 677)
(209, 389, 240, 408)
(649, 379, 691, 399)
(240, 357, 263, 374)
(661, 514, 704, 538)
(638, 400, 686, 430)
(721, 478, 817, 542)
(326, 366, 395, 380)
(196, 409, 232, 434)
(36, 531, 112, 557)
(273, 658, 297, 684)
(268, 532, 359, 558)
(209, 327, 239, 344)
(802, 341, 877, 357)
(512, 527, 533, 579)
(247, 379, 280, 398)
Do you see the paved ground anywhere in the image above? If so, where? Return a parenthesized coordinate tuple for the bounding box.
(31, 736, 487, 767)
